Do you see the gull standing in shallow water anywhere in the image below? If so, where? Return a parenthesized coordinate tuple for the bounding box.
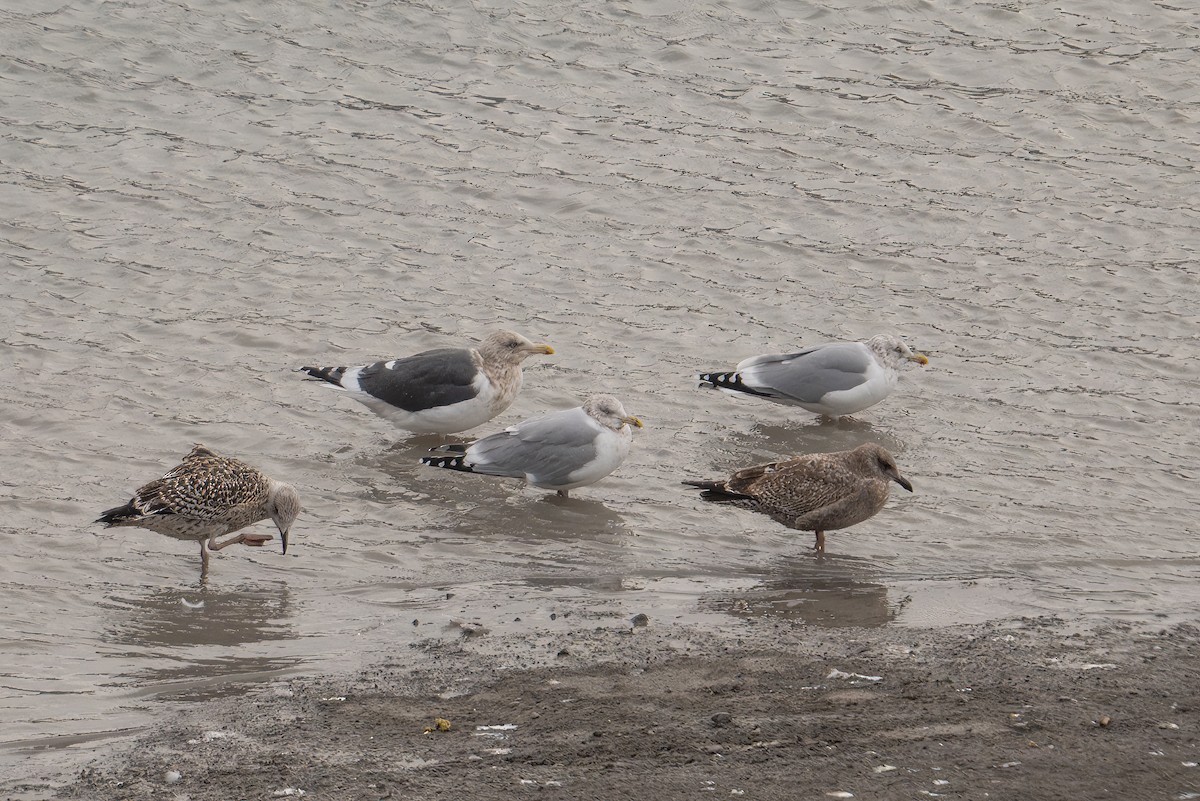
(421, 395, 644, 497)
(96, 444, 301, 579)
(297, 330, 555, 435)
(683, 443, 912, 553)
(698, 334, 928, 418)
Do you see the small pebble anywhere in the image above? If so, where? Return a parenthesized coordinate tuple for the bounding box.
(631, 613, 650, 628)
(164, 770, 181, 784)
(711, 712, 733, 728)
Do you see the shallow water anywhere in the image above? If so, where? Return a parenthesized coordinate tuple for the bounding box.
(1, 0, 1197, 787)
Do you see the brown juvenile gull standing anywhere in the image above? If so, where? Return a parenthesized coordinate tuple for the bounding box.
(421, 394, 644, 497)
(698, 334, 928, 418)
(683, 443, 912, 553)
(97, 444, 301, 578)
(296, 330, 555, 435)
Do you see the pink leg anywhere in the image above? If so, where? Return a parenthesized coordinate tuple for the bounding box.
(208, 532, 249, 552)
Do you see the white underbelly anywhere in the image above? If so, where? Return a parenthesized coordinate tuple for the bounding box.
(811, 361, 896, 415)
(355, 393, 499, 434)
(339, 368, 514, 434)
(542, 430, 631, 490)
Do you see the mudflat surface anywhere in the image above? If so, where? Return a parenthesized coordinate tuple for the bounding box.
(3, 0, 1198, 789)
(49, 618, 1200, 801)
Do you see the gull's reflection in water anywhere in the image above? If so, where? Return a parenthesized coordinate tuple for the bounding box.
(703, 554, 896, 628)
(442, 491, 633, 544)
(364, 437, 635, 543)
(699, 418, 908, 471)
(754, 419, 906, 455)
(100, 582, 300, 698)
(335, 438, 453, 503)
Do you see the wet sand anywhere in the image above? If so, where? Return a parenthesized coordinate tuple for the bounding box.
(46, 615, 1200, 801)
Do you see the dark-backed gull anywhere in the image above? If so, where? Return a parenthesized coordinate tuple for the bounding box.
(297, 330, 554, 435)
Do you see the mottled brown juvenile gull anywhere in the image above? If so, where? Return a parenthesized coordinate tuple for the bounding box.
(96, 445, 301, 577)
(683, 443, 912, 553)
(698, 334, 928, 418)
(296, 330, 554, 435)
(421, 395, 644, 497)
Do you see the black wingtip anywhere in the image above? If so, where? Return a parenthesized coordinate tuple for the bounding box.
(697, 371, 772, 397)
(296, 365, 347, 386)
(421, 455, 474, 473)
(682, 480, 753, 502)
(96, 503, 133, 526)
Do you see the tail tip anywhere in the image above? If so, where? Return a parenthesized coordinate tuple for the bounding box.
(697, 371, 735, 389)
(421, 455, 469, 471)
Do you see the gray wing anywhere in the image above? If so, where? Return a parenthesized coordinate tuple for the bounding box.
(466, 406, 600, 486)
(356, 348, 481, 412)
(737, 342, 873, 403)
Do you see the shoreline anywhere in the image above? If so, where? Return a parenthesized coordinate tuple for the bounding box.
(35, 615, 1200, 801)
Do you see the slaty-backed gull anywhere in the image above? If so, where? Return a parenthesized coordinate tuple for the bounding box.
(297, 330, 554, 435)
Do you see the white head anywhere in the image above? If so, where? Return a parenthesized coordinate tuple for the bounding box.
(867, 334, 928, 370)
(478, 330, 555, 366)
(583, 394, 645, 432)
(266, 482, 302, 554)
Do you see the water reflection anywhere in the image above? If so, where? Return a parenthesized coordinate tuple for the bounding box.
(358, 438, 635, 542)
(522, 574, 630, 592)
(702, 555, 895, 628)
(751, 420, 908, 457)
(442, 493, 633, 543)
(346, 438, 451, 501)
(695, 418, 909, 475)
(99, 582, 300, 691)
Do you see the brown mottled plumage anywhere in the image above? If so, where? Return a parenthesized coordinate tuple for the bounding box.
(683, 443, 913, 552)
(97, 444, 301, 578)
